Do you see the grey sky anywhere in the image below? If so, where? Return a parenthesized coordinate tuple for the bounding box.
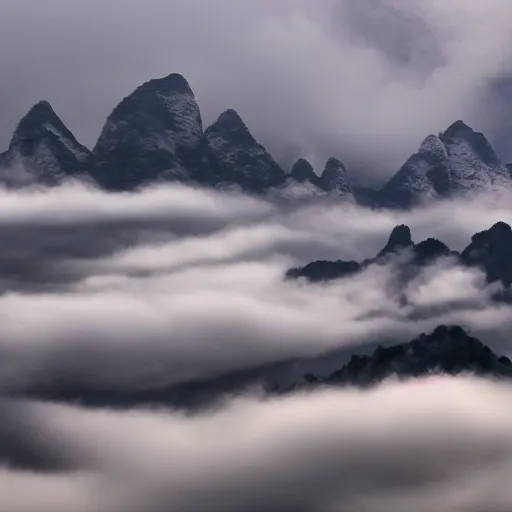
(1, 0, 512, 184)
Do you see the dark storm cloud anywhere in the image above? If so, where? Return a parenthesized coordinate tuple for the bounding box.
(2, 0, 512, 184)
(3, 377, 512, 511)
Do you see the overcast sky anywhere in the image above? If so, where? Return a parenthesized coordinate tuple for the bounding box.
(1, 0, 512, 184)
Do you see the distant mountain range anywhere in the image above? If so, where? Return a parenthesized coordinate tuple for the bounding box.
(1, 72, 511, 208)
(288, 220, 512, 301)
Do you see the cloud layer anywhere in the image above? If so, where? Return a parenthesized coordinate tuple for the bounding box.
(3, 377, 512, 511)
(0, 182, 511, 395)
(2, 0, 512, 183)
(0, 180, 510, 508)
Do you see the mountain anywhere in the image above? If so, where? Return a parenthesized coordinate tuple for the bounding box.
(301, 325, 512, 389)
(289, 158, 321, 187)
(376, 224, 413, 257)
(3, 72, 512, 203)
(379, 121, 512, 208)
(8, 325, 511, 410)
(319, 157, 354, 198)
(460, 222, 512, 298)
(287, 221, 510, 292)
(200, 109, 286, 192)
(0, 101, 91, 186)
(90, 73, 204, 191)
(287, 222, 453, 282)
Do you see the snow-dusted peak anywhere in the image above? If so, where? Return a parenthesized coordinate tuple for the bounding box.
(91, 72, 203, 190)
(319, 158, 353, 198)
(418, 134, 447, 159)
(380, 119, 512, 207)
(202, 108, 285, 193)
(206, 109, 256, 145)
(2, 101, 91, 186)
(9, 101, 88, 157)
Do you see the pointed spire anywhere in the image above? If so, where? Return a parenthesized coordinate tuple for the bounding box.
(378, 225, 413, 257)
(320, 158, 352, 196)
(290, 158, 316, 183)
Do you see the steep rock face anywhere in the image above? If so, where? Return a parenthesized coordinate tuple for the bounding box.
(377, 224, 414, 257)
(379, 134, 450, 208)
(201, 109, 285, 193)
(440, 120, 510, 194)
(319, 325, 512, 387)
(380, 122, 512, 208)
(91, 73, 203, 190)
(0, 101, 91, 186)
(461, 222, 512, 289)
(286, 224, 454, 282)
(319, 157, 353, 198)
(289, 158, 320, 186)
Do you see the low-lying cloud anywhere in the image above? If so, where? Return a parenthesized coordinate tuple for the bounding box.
(3, 377, 512, 511)
(0, 182, 510, 394)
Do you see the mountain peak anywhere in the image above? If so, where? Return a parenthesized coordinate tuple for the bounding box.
(3, 100, 91, 185)
(378, 224, 413, 257)
(443, 120, 474, 138)
(203, 109, 285, 193)
(152, 73, 193, 94)
(9, 100, 64, 150)
(91, 72, 203, 190)
(322, 325, 512, 388)
(213, 109, 251, 134)
(320, 158, 352, 197)
(290, 158, 316, 183)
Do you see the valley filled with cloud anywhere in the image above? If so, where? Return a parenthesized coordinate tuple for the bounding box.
(0, 180, 511, 510)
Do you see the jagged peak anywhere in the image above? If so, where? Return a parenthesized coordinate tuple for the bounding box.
(323, 157, 346, 172)
(442, 120, 474, 139)
(9, 100, 83, 153)
(134, 72, 194, 96)
(292, 157, 313, 170)
(11, 100, 61, 135)
(412, 238, 452, 264)
(378, 224, 413, 256)
(290, 158, 316, 182)
(206, 109, 256, 144)
(470, 221, 512, 245)
(214, 109, 247, 129)
(489, 221, 512, 234)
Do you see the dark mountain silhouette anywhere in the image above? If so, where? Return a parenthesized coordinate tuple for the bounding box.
(1, 72, 510, 204)
(0, 101, 90, 186)
(299, 325, 512, 389)
(5, 326, 511, 411)
(287, 221, 512, 297)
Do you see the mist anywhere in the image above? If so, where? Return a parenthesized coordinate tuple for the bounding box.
(0, 182, 510, 394)
(1, 0, 512, 183)
(3, 376, 512, 511)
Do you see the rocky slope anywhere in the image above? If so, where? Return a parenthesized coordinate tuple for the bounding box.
(90, 73, 204, 190)
(199, 109, 286, 192)
(0, 101, 91, 186)
(300, 325, 512, 389)
(1, 72, 511, 204)
(379, 121, 512, 208)
(287, 221, 512, 296)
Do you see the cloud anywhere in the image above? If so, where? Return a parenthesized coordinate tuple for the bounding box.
(3, 377, 512, 511)
(0, 183, 511, 397)
(1, 0, 512, 183)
